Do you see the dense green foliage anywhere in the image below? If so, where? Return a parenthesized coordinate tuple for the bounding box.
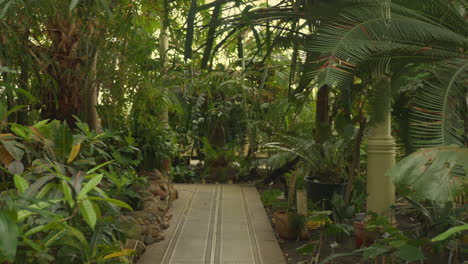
(0, 0, 467, 263)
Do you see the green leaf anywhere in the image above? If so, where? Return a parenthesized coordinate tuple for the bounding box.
(24, 175, 55, 199)
(0, 105, 27, 122)
(43, 229, 68, 247)
(86, 196, 133, 211)
(395, 244, 424, 262)
(62, 180, 75, 207)
(17, 200, 61, 221)
(388, 146, 468, 203)
(296, 243, 316, 255)
(362, 244, 392, 259)
(36, 183, 55, 199)
(1, 140, 24, 161)
(66, 225, 89, 250)
(0, 66, 16, 73)
(93, 186, 110, 199)
(79, 199, 97, 230)
(14, 174, 29, 195)
(77, 174, 103, 200)
(0, 0, 12, 19)
(52, 121, 73, 163)
(24, 223, 55, 237)
(69, 0, 80, 11)
(86, 160, 113, 174)
(0, 209, 18, 262)
(432, 224, 468, 242)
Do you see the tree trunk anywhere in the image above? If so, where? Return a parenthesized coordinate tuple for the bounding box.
(184, 0, 197, 61)
(201, 2, 222, 69)
(83, 50, 101, 132)
(315, 85, 330, 142)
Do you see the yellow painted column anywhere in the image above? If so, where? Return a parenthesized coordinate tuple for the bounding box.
(367, 111, 395, 218)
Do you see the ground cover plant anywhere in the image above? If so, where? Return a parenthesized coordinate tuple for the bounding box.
(0, 0, 467, 263)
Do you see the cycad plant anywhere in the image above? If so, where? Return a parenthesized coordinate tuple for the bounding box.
(309, 0, 467, 147)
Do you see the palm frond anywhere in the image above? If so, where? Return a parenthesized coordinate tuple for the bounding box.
(408, 59, 467, 148)
(309, 0, 467, 88)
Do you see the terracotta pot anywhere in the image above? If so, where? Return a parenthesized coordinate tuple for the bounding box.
(273, 211, 308, 240)
(353, 221, 380, 248)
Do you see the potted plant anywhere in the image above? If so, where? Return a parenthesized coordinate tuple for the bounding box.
(261, 171, 308, 240)
(265, 136, 351, 207)
(302, 139, 350, 207)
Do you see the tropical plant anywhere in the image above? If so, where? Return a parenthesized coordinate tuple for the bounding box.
(307, 0, 467, 146)
(387, 145, 468, 203)
(0, 119, 144, 263)
(265, 135, 352, 184)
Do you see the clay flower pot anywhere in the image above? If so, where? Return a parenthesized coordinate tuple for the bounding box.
(272, 210, 308, 240)
(353, 221, 381, 248)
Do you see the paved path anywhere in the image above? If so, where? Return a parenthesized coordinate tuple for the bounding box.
(138, 184, 286, 264)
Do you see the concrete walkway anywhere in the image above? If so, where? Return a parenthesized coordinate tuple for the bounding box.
(138, 184, 286, 264)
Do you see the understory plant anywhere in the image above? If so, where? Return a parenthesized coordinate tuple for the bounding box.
(265, 135, 352, 184)
(0, 119, 146, 263)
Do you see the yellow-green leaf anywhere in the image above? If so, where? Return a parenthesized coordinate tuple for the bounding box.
(67, 144, 81, 164)
(14, 174, 29, 194)
(77, 174, 103, 200)
(62, 180, 75, 207)
(103, 249, 134, 260)
(79, 199, 97, 230)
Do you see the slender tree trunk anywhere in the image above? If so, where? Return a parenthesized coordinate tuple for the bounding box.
(160, 0, 170, 129)
(315, 85, 330, 142)
(84, 50, 101, 132)
(184, 0, 197, 61)
(201, 2, 222, 69)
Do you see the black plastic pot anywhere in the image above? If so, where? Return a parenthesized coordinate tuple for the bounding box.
(304, 176, 346, 208)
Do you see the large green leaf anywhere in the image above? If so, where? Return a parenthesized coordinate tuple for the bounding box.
(79, 199, 97, 230)
(395, 244, 424, 262)
(51, 121, 73, 163)
(388, 146, 468, 203)
(62, 180, 75, 207)
(77, 174, 103, 200)
(1, 140, 24, 161)
(0, 209, 18, 262)
(432, 224, 468, 242)
(13, 174, 29, 195)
